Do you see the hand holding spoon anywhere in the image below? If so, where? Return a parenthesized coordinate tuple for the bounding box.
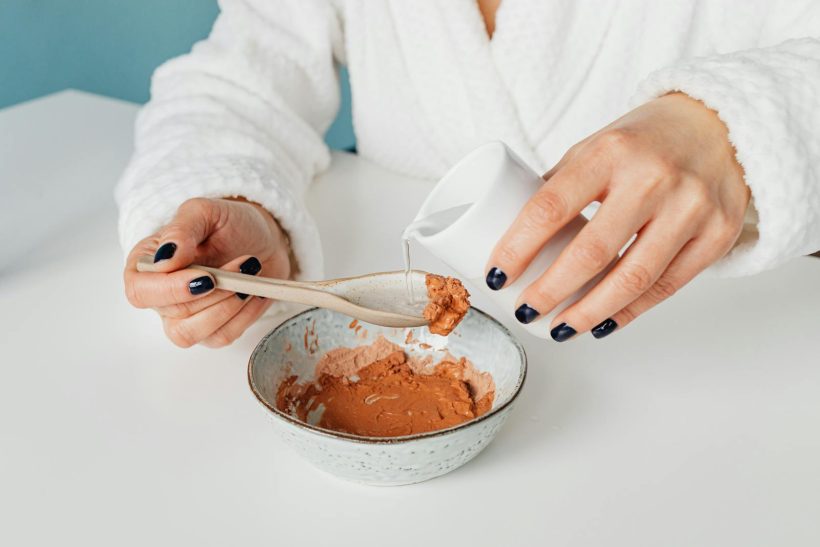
(136, 256, 429, 327)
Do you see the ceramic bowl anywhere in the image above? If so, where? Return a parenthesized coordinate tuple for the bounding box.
(248, 307, 526, 486)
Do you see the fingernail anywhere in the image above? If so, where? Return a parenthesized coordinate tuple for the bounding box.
(189, 276, 214, 295)
(237, 257, 262, 299)
(153, 242, 177, 263)
(591, 318, 618, 339)
(515, 304, 539, 324)
(486, 267, 507, 290)
(239, 257, 262, 275)
(550, 322, 577, 342)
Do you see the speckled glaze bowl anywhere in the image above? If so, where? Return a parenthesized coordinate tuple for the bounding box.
(248, 307, 526, 486)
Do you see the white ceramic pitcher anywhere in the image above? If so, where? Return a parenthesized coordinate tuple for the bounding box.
(405, 141, 611, 339)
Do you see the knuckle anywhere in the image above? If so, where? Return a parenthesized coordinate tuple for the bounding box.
(642, 155, 676, 181)
(161, 303, 190, 320)
(691, 180, 713, 204)
(572, 238, 611, 271)
(679, 199, 709, 226)
(593, 129, 636, 157)
(524, 189, 567, 228)
(625, 177, 656, 200)
(647, 275, 678, 302)
(624, 160, 675, 199)
(179, 197, 210, 214)
(166, 320, 196, 348)
(562, 142, 585, 163)
(703, 214, 741, 256)
(612, 262, 654, 295)
(717, 214, 742, 242)
(125, 281, 144, 308)
(162, 220, 190, 240)
(721, 226, 741, 248)
(208, 329, 235, 348)
(682, 181, 713, 213)
(618, 306, 637, 325)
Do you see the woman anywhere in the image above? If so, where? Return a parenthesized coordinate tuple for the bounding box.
(117, 0, 820, 347)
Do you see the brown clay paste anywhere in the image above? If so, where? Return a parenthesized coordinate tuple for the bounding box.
(276, 336, 494, 437)
(423, 273, 470, 336)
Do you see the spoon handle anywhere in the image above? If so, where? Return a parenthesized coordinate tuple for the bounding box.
(136, 256, 332, 305)
(135, 256, 428, 328)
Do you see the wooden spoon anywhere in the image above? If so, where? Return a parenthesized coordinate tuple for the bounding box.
(136, 256, 429, 328)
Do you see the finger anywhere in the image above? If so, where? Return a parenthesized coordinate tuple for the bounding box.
(548, 217, 695, 340)
(485, 157, 611, 290)
(512, 192, 652, 326)
(162, 290, 252, 348)
(150, 198, 224, 273)
(125, 265, 216, 309)
(602, 230, 734, 336)
(201, 295, 274, 348)
(155, 255, 261, 319)
(123, 199, 222, 308)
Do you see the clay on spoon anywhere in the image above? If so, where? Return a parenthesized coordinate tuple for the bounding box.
(136, 256, 430, 328)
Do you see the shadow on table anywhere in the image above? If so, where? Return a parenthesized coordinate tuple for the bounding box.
(447, 256, 820, 477)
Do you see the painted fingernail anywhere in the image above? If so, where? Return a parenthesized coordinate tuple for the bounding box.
(486, 267, 507, 290)
(591, 318, 618, 339)
(237, 257, 262, 299)
(515, 304, 539, 324)
(153, 242, 177, 263)
(189, 276, 214, 295)
(550, 322, 577, 342)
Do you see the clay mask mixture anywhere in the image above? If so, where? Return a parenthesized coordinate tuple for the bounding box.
(275, 257, 490, 437)
(276, 335, 494, 437)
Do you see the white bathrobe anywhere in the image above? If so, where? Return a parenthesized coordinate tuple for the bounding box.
(116, 0, 820, 281)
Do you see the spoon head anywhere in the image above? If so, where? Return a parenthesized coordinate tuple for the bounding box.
(318, 270, 429, 327)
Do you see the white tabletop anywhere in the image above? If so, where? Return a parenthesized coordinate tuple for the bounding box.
(2, 91, 819, 547)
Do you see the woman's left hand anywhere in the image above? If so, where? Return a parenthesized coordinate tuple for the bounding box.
(486, 92, 750, 341)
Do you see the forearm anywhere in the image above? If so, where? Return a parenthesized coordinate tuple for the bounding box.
(116, 0, 344, 280)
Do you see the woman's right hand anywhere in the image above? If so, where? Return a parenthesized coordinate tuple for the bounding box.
(124, 197, 293, 348)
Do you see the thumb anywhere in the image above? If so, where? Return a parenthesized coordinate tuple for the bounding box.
(150, 198, 221, 273)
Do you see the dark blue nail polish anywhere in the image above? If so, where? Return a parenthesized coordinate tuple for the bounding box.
(550, 322, 577, 342)
(153, 242, 177, 263)
(515, 304, 539, 324)
(239, 257, 262, 275)
(189, 276, 214, 295)
(237, 257, 262, 299)
(591, 318, 618, 339)
(486, 267, 507, 290)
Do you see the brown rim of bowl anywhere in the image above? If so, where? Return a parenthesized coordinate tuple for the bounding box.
(247, 306, 527, 445)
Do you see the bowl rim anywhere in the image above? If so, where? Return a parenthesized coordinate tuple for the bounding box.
(247, 306, 528, 444)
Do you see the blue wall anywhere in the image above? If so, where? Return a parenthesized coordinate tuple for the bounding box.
(0, 0, 355, 149)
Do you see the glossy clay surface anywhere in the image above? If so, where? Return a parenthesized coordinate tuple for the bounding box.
(248, 307, 526, 485)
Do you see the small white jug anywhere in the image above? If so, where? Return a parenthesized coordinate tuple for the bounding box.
(405, 141, 610, 339)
